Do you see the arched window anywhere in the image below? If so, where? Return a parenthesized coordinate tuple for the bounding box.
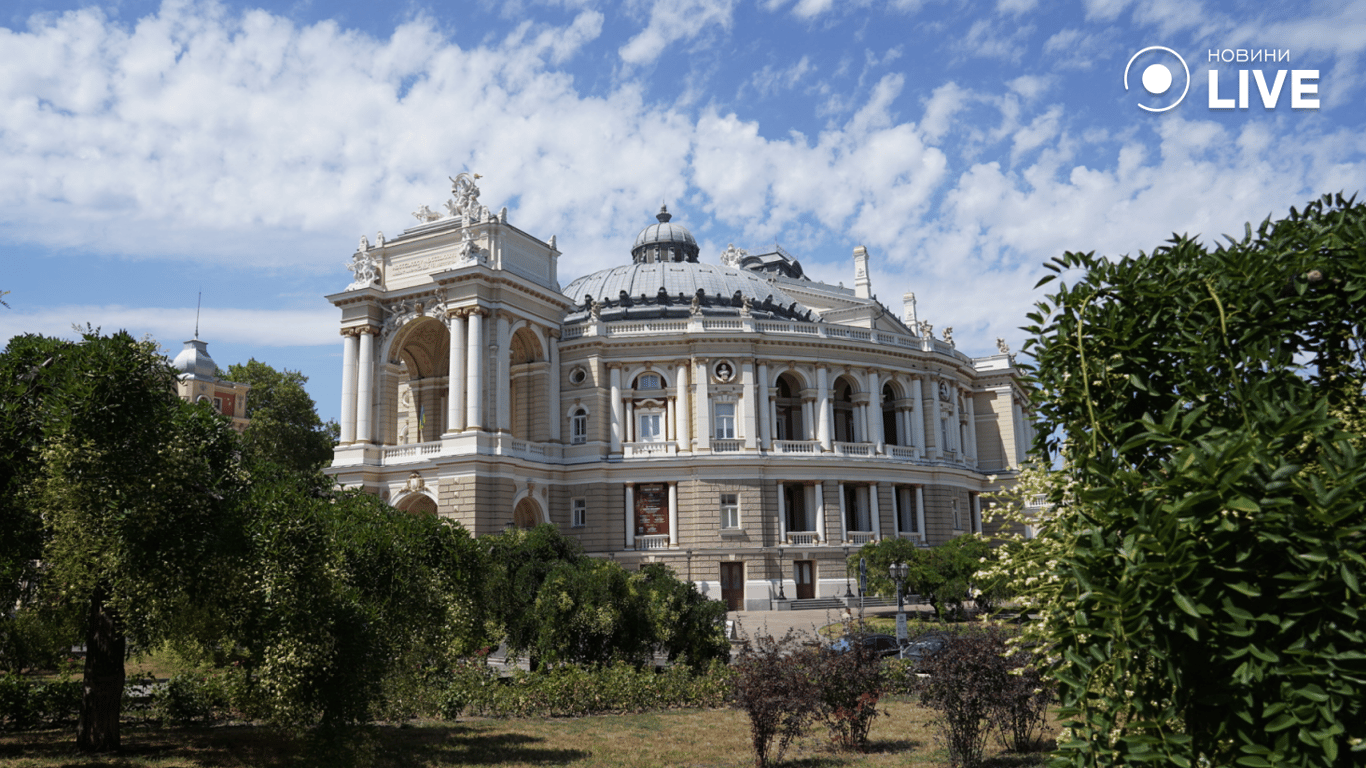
(570, 407, 588, 445)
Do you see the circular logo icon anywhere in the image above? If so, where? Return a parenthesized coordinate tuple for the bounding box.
(1124, 46, 1189, 112)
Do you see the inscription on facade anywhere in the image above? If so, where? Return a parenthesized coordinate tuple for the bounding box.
(391, 252, 458, 276)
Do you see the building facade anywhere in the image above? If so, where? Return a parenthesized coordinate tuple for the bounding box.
(326, 175, 1032, 609)
(173, 337, 250, 432)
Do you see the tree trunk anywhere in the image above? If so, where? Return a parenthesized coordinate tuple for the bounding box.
(77, 583, 124, 753)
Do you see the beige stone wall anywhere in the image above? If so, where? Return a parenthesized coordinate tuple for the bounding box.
(557, 482, 625, 552)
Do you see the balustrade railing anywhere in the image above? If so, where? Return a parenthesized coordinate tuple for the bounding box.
(635, 535, 670, 550)
(382, 441, 443, 464)
(787, 531, 820, 546)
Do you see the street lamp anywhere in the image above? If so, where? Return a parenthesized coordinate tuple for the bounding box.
(889, 561, 910, 643)
(776, 550, 787, 600)
(843, 545, 852, 598)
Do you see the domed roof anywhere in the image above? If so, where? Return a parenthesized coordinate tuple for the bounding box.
(563, 261, 814, 323)
(172, 338, 217, 380)
(631, 205, 699, 264)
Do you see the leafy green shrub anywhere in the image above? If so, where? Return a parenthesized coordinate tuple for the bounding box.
(0, 673, 81, 730)
(153, 671, 236, 725)
(1019, 194, 1366, 768)
(439, 659, 732, 720)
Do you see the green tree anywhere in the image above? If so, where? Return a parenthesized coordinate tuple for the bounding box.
(226, 359, 336, 473)
(219, 465, 490, 728)
(481, 524, 586, 666)
(2, 331, 248, 752)
(851, 536, 996, 619)
(636, 562, 730, 666)
(1018, 193, 1366, 767)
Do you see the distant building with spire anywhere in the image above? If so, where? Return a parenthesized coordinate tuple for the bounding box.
(172, 337, 251, 432)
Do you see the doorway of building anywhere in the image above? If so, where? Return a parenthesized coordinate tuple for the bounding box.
(720, 562, 744, 610)
(794, 560, 815, 600)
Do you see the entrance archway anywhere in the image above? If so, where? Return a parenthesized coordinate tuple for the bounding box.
(513, 497, 543, 529)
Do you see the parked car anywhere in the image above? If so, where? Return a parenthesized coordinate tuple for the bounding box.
(828, 633, 905, 659)
(900, 632, 954, 666)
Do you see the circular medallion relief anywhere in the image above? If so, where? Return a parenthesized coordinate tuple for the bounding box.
(713, 360, 735, 383)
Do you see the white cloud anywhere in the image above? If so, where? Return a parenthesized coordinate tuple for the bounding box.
(617, 0, 737, 65)
(743, 55, 814, 99)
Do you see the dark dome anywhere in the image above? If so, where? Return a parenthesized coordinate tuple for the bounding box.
(631, 205, 699, 264)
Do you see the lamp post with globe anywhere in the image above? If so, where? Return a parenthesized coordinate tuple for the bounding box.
(889, 561, 910, 644)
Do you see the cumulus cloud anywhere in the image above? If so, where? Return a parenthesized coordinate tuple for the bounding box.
(2, 0, 1364, 368)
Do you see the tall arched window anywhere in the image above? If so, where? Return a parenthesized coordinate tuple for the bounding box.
(569, 407, 588, 445)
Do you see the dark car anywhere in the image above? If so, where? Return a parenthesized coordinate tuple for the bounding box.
(828, 633, 904, 659)
(900, 632, 953, 666)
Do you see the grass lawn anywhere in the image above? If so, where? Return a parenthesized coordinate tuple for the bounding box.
(0, 698, 1050, 768)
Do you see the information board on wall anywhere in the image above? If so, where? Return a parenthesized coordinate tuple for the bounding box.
(634, 483, 669, 536)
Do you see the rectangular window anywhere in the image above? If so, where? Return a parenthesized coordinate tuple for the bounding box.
(720, 493, 739, 529)
(638, 412, 663, 442)
(571, 498, 587, 528)
(714, 402, 736, 439)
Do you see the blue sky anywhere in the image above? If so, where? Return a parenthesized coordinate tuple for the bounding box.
(3, 0, 1363, 424)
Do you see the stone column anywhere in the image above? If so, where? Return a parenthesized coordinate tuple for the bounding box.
(624, 399, 635, 443)
(675, 361, 691, 451)
(495, 313, 511, 433)
(668, 482, 678, 548)
(624, 483, 634, 549)
(816, 365, 832, 451)
(666, 396, 676, 442)
(446, 311, 466, 433)
(951, 383, 961, 457)
(757, 361, 771, 450)
(340, 329, 358, 444)
(972, 493, 982, 534)
(1012, 399, 1024, 468)
(915, 486, 926, 540)
(776, 482, 787, 544)
(608, 364, 623, 455)
(964, 392, 976, 465)
(837, 482, 848, 542)
(356, 327, 376, 443)
(741, 360, 757, 450)
(797, 390, 808, 440)
(866, 369, 883, 452)
(923, 377, 940, 460)
(547, 328, 561, 442)
(694, 358, 710, 452)
(465, 308, 485, 430)
(869, 482, 881, 540)
(910, 376, 925, 458)
(813, 481, 825, 542)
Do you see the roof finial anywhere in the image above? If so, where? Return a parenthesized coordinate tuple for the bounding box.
(657, 202, 671, 223)
(194, 290, 202, 339)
